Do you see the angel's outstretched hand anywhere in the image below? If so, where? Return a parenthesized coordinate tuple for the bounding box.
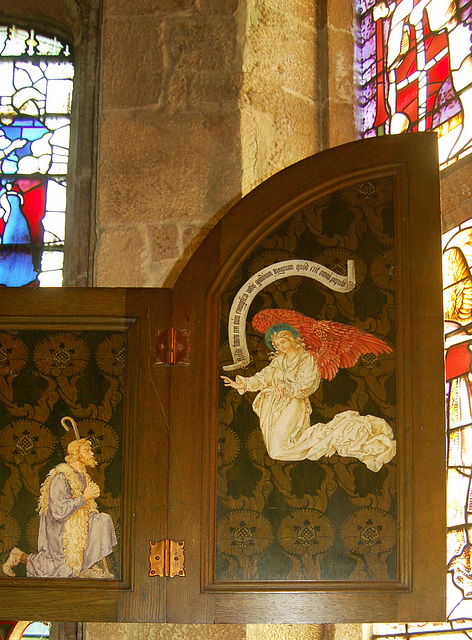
(221, 375, 245, 391)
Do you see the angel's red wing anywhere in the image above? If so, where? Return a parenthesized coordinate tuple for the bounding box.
(313, 320, 392, 380)
(252, 308, 392, 380)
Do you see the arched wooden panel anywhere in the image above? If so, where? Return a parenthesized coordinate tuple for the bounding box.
(168, 132, 445, 623)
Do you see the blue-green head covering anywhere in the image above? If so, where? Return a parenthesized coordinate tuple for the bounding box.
(264, 323, 300, 351)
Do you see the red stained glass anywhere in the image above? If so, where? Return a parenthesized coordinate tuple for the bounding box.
(374, 20, 389, 127)
(396, 83, 418, 117)
(15, 181, 46, 245)
(395, 49, 417, 84)
(425, 31, 448, 61)
(356, 0, 472, 165)
(446, 342, 472, 380)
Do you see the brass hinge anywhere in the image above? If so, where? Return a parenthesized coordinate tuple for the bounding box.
(154, 328, 190, 365)
(149, 539, 185, 577)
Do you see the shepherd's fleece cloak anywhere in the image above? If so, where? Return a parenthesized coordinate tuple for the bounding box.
(27, 464, 117, 578)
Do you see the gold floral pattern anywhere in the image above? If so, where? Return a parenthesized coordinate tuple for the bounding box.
(0, 420, 56, 466)
(246, 425, 274, 467)
(217, 425, 241, 468)
(341, 508, 395, 555)
(370, 249, 396, 292)
(96, 334, 127, 377)
(279, 509, 334, 557)
(0, 333, 27, 376)
(341, 508, 396, 579)
(34, 333, 90, 377)
(218, 510, 272, 559)
(0, 511, 21, 559)
(354, 348, 395, 382)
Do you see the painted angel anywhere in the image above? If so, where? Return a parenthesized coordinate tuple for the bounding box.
(221, 309, 396, 472)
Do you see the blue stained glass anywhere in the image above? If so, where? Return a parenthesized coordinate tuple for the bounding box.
(0, 189, 37, 286)
(0, 25, 73, 287)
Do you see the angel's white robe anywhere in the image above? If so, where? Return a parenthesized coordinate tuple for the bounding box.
(235, 349, 396, 472)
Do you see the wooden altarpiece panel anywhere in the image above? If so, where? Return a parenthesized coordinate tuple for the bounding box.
(0, 288, 172, 621)
(0, 133, 444, 623)
(167, 133, 445, 623)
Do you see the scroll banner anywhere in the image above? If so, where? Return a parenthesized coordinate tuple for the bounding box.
(223, 259, 356, 371)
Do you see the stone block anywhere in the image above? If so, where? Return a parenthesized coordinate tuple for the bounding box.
(158, 224, 211, 285)
(188, 72, 242, 109)
(240, 93, 319, 193)
(94, 225, 147, 286)
(85, 623, 130, 640)
(327, 28, 355, 103)
(327, 0, 353, 31)
(257, 0, 316, 29)
(441, 160, 472, 229)
(168, 71, 190, 110)
(243, 8, 317, 100)
(101, 16, 165, 109)
(105, 0, 198, 16)
(151, 224, 180, 260)
(247, 625, 323, 640)
(170, 17, 237, 71)
(324, 624, 364, 640)
(198, 0, 239, 16)
(182, 223, 209, 254)
(326, 100, 356, 147)
(98, 110, 241, 227)
(86, 623, 246, 640)
(148, 257, 179, 286)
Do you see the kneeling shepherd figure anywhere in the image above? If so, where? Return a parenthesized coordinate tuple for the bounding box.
(3, 418, 117, 579)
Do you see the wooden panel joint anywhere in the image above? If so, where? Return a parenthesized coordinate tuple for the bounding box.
(153, 328, 190, 365)
(149, 540, 185, 577)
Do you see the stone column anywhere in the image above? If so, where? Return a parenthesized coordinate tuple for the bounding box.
(95, 0, 322, 287)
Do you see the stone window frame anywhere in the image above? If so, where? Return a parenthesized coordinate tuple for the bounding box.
(0, 0, 101, 286)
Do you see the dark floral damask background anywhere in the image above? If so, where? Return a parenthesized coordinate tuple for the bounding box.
(0, 329, 125, 577)
(217, 178, 397, 583)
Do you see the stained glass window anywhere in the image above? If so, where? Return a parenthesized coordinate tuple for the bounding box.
(372, 220, 472, 636)
(5, 622, 50, 640)
(0, 25, 73, 287)
(355, 0, 472, 167)
(373, 621, 472, 637)
(22, 622, 50, 639)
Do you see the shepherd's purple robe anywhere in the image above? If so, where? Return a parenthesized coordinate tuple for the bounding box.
(26, 468, 117, 578)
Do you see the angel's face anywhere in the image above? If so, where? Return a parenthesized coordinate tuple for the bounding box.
(273, 335, 296, 354)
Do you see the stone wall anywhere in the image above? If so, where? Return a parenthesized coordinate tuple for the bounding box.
(85, 623, 359, 640)
(94, 0, 322, 286)
(94, 0, 472, 290)
(86, 624, 246, 640)
(239, 0, 319, 193)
